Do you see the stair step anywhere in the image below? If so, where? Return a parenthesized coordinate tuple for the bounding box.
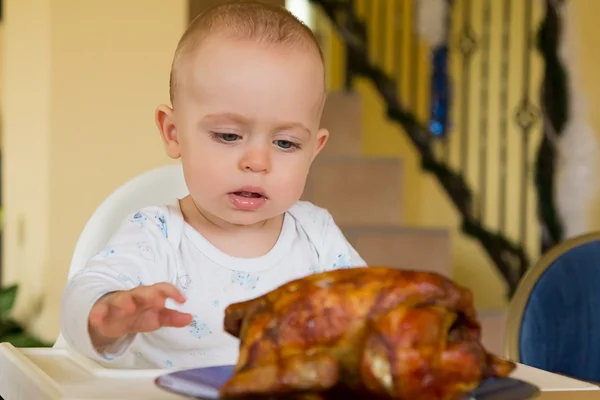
(304, 157, 403, 227)
(320, 91, 362, 156)
(343, 227, 450, 276)
(478, 311, 507, 357)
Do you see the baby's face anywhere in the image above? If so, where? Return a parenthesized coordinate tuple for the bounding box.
(162, 35, 328, 226)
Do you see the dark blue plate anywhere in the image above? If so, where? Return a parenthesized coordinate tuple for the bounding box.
(155, 365, 540, 399)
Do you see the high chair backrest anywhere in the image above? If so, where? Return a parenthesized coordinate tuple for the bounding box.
(54, 163, 189, 348)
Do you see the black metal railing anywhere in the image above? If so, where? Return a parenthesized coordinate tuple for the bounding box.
(309, 0, 565, 296)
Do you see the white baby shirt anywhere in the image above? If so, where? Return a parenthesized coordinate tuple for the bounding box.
(60, 200, 366, 369)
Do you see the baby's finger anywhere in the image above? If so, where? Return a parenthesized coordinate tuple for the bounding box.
(107, 291, 137, 316)
(158, 309, 193, 328)
(88, 302, 109, 327)
(152, 282, 187, 304)
(130, 286, 168, 310)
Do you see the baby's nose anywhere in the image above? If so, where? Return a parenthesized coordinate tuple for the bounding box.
(239, 147, 271, 173)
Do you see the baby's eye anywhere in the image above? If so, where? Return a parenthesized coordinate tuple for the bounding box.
(220, 133, 240, 142)
(274, 140, 299, 150)
(212, 132, 240, 142)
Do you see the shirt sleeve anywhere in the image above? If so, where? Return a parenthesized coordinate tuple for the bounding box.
(319, 212, 367, 271)
(60, 207, 177, 363)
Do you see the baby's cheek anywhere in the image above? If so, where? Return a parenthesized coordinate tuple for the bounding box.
(185, 156, 231, 196)
(272, 168, 307, 201)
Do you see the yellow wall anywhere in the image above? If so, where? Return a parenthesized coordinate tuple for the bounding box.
(571, 0, 600, 231)
(1, 0, 598, 343)
(316, 0, 549, 310)
(2, 0, 187, 342)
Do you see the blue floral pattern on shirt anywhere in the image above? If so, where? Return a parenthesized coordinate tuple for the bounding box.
(130, 212, 147, 228)
(188, 315, 213, 339)
(231, 271, 259, 290)
(154, 213, 168, 238)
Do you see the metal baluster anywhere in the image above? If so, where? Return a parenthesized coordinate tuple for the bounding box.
(478, 0, 491, 220)
(366, 0, 375, 62)
(411, 0, 419, 113)
(394, 0, 404, 102)
(443, 1, 453, 162)
(458, 0, 476, 175)
(379, 0, 387, 71)
(498, 0, 511, 232)
(517, 0, 536, 254)
(345, 0, 356, 91)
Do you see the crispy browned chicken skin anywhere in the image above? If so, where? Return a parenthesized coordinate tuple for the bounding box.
(220, 267, 515, 400)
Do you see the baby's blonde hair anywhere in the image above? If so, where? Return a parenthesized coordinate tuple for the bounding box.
(169, 0, 324, 105)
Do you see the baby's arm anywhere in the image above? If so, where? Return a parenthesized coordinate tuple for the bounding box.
(60, 208, 188, 362)
(319, 212, 367, 270)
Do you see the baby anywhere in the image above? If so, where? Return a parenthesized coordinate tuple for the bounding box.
(60, 0, 366, 370)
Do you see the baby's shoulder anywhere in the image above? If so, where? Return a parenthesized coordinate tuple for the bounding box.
(287, 201, 333, 229)
(115, 203, 184, 245)
(124, 203, 179, 227)
(286, 201, 340, 250)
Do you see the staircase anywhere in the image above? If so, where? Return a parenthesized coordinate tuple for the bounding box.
(303, 91, 451, 277)
(303, 83, 506, 356)
(307, 0, 536, 297)
(296, 0, 564, 355)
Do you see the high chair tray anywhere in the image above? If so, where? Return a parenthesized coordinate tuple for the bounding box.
(0, 342, 599, 399)
(0, 343, 180, 399)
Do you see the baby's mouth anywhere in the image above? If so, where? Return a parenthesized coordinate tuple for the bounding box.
(228, 189, 268, 211)
(233, 191, 264, 199)
(231, 190, 267, 199)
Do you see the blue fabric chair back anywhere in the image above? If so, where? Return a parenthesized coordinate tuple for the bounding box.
(518, 239, 600, 382)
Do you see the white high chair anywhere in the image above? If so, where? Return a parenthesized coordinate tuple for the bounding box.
(54, 163, 189, 348)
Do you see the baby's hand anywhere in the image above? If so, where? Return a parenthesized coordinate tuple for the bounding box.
(88, 282, 192, 349)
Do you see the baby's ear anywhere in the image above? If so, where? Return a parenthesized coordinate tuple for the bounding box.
(155, 104, 181, 159)
(313, 128, 329, 160)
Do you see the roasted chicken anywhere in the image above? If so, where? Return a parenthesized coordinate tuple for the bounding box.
(220, 267, 515, 400)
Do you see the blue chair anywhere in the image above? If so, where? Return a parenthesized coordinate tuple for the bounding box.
(504, 232, 600, 383)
